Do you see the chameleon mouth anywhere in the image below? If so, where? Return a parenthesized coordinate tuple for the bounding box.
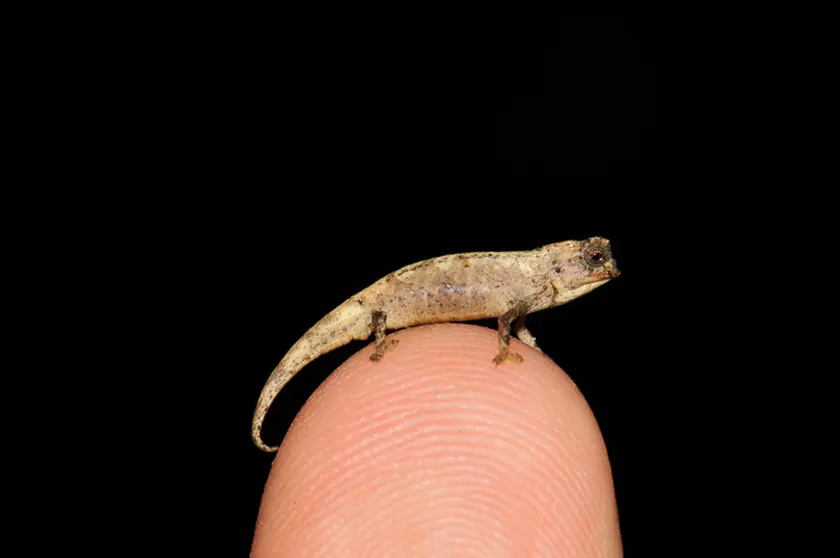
(559, 277, 612, 303)
(593, 264, 620, 281)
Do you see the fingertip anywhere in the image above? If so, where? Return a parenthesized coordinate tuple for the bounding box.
(253, 324, 621, 557)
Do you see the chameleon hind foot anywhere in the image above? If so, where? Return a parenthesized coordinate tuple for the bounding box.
(371, 338, 398, 361)
(370, 310, 398, 361)
(493, 305, 526, 365)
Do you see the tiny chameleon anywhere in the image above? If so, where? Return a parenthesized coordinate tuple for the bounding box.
(252, 237, 620, 452)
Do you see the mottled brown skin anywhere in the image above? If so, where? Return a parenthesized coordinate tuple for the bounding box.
(252, 237, 620, 452)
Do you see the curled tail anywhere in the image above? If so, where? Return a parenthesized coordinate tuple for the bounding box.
(252, 300, 372, 452)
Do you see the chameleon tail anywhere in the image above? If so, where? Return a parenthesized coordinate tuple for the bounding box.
(251, 300, 372, 452)
(251, 366, 294, 452)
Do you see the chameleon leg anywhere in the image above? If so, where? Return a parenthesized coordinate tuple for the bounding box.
(492, 306, 524, 365)
(514, 314, 542, 352)
(370, 310, 398, 361)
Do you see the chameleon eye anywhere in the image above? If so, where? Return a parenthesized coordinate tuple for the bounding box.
(584, 250, 606, 267)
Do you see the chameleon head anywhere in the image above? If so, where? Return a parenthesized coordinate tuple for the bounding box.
(547, 237, 620, 304)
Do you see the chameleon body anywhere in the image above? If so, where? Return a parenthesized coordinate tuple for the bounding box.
(252, 237, 620, 452)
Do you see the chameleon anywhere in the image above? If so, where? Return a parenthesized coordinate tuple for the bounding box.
(252, 237, 620, 452)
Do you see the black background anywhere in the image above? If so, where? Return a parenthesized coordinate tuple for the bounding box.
(103, 2, 828, 556)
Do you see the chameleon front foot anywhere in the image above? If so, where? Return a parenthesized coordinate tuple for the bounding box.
(492, 347, 523, 365)
(514, 315, 541, 352)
